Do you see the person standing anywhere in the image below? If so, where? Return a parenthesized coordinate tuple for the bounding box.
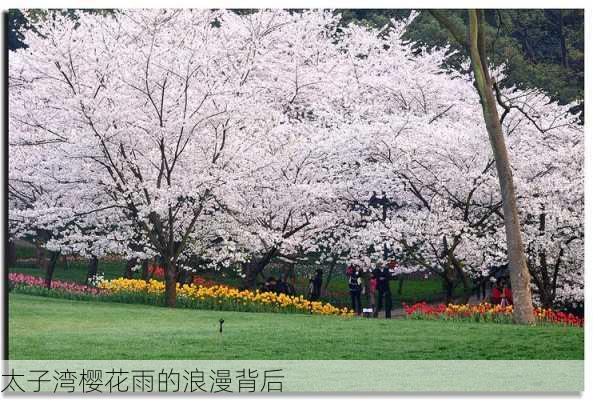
(501, 280, 513, 306)
(275, 278, 289, 295)
(261, 276, 278, 293)
(474, 275, 488, 301)
(491, 280, 502, 305)
(373, 263, 393, 318)
(369, 272, 378, 312)
(347, 266, 363, 315)
(308, 269, 323, 301)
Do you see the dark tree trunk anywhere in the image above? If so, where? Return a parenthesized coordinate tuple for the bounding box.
(86, 256, 99, 284)
(453, 259, 472, 303)
(243, 247, 277, 289)
(539, 291, 554, 309)
(558, 10, 569, 68)
(141, 259, 150, 281)
(7, 240, 17, 268)
(322, 262, 335, 296)
(288, 264, 296, 288)
(243, 260, 263, 289)
(444, 279, 454, 304)
(164, 259, 177, 307)
(45, 251, 60, 289)
(397, 277, 404, 296)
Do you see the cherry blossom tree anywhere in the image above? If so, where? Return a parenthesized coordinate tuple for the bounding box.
(496, 88, 583, 308)
(10, 9, 276, 305)
(325, 14, 584, 308)
(9, 9, 583, 312)
(9, 9, 352, 305)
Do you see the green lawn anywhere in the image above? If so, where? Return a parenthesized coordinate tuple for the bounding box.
(9, 294, 583, 360)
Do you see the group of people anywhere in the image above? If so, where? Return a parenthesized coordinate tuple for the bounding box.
(261, 263, 513, 317)
(259, 276, 296, 296)
(474, 272, 514, 306)
(347, 262, 397, 319)
(490, 279, 513, 306)
(259, 269, 323, 301)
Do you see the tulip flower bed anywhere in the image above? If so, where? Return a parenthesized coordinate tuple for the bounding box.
(9, 273, 101, 298)
(99, 278, 354, 316)
(9, 273, 353, 317)
(146, 265, 218, 287)
(403, 302, 583, 327)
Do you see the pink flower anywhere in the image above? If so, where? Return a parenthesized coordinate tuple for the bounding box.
(9, 273, 102, 296)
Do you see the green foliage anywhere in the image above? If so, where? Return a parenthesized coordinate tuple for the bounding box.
(14, 243, 36, 259)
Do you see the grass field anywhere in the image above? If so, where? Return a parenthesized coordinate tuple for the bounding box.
(9, 294, 583, 360)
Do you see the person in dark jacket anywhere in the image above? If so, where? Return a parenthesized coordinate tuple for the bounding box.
(308, 269, 323, 301)
(275, 278, 288, 294)
(261, 276, 278, 293)
(373, 263, 393, 318)
(347, 266, 362, 315)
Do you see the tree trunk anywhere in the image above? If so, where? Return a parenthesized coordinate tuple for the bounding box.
(86, 255, 99, 284)
(322, 262, 335, 296)
(539, 291, 554, 310)
(35, 241, 46, 270)
(164, 259, 177, 307)
(453, 259, 472, 303)
(45, 251, 60, 289)
(444, 278, 454, 304)
(467, 10, 535, 324)
(288, 264, 296, 288)
(7, 240, 17, 268)
(558, 10, 569, 68)
(141, 259, 150, 281)
(243, 247, 277, 289)
(427, 9, 536, 324)
(243, 260, 265, 289)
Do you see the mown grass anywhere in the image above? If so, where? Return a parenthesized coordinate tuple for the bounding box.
(9, 294, 583, 360)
